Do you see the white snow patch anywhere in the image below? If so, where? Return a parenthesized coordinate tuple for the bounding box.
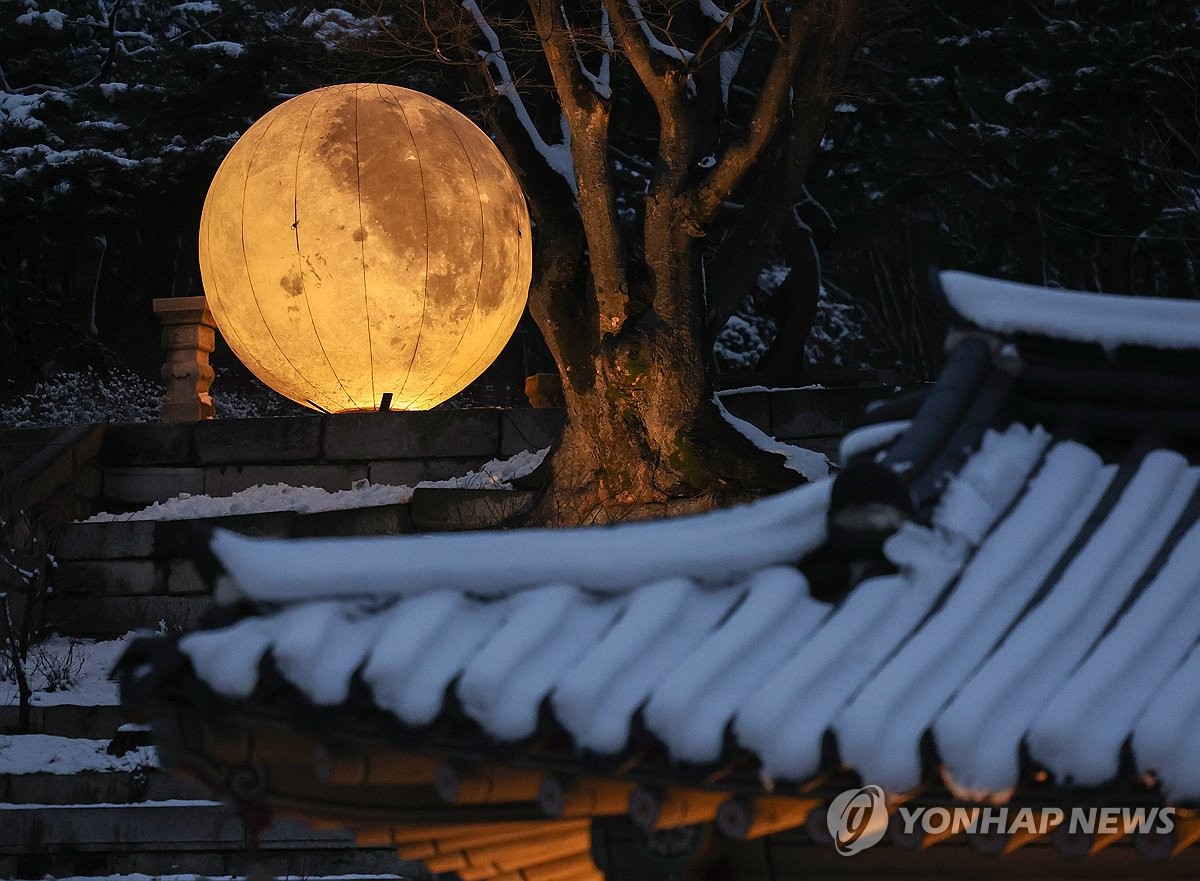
(172, 1, 220, 13)
(0, 735, 156, 775)
(716, 384, 824, 396)
(1004, 78, 1050, 104)
(190, 41, 245, 57)
(715, 395, 830, 481)
(1, 93, 45, 129)
(84, 448, 548, 522)
(42, 875, 406, 881)
(0, 633, 131, 708)
(16, 7, 66, 29)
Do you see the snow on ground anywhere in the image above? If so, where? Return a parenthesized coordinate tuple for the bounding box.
(84, 448, 548, 523)
(60, 877, 405, 881)
(190, 40, 245, 57)
(714, 395, 831, 481)
(0, 799, 219, 810)
(0, 735, 156, 775)
(715, 385, 825, 395)
(0, 633, 130, 708)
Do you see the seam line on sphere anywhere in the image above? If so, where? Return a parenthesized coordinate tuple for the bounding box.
(354, 85, 377, 408)
(200, 160, 261, 403)
(438, 145, 529, 410)
(294, 89, 360, 412)
(388, 87, 432, 406)
(238, 103, 323, 402)
(404, 98, 489, 408)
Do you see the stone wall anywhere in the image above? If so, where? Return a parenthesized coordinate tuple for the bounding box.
(99, 408, 567, 511)
(85, 385, 888, 511)
(2, 385, 893, 636)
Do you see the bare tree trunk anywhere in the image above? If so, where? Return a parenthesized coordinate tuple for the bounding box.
(394, 1, 862, 524)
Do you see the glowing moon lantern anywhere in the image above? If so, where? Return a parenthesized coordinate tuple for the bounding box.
(198, 84, 532, 412)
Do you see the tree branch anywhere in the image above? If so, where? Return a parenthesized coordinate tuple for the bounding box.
(462, 0, 578, 197)
(529, 0, 630, 333)
(688, 4, 822, 225)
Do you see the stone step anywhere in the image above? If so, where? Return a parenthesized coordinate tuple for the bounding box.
(48, 593, 211, 638)
(0, 801, 421, 879)
(0, 702, 126, 740)
(57, 503, 414, 564)
(31, 875, 410, 881)
(50, 489, 536, 638)
(0, 765, 203, 805)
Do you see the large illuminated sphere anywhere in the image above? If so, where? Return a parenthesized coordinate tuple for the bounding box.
(199, 84, 532, 412)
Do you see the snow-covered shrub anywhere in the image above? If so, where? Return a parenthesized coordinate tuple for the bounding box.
(0, 369, 162, 428)
(805, 285, 870, 369)
(31, 639, 86, 693)
(212, 379, 306, 419)
(0, 504, 56, 732)
(714, 310, 776, 371)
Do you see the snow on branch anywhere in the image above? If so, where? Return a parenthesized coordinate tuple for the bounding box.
(699, 0, 732, 26)
(566, 7, 613, 100)
(624, 0, 694, 63)
(717, 0, 761, 106)
(462, 0, 577, 197)
(715, 395, 830, 481)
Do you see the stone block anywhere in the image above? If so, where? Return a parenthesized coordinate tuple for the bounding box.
(74, 465, 103, 500)
(69, 420, 106, 464)
(410, 487, 535, 532)
(153, 510, 295, 558)
(718, 392, 771, 433)
(0, 426, 63, 472)
(368, 457, 488, 486)
(105, 422, 196, 466)
(55, 559, 162, 596)
(770, 386, 893, 439)
(0, 702, 126, 739)
(777, 435, 841, 463)
(194, 416, 322, 464)
(500, 409, 565, 456)
(322, 410, 500, 461)
(28, 486, 80, 528)
(2, 425, 104, 518)
(103, 467, 205, 506)
(9, 443, 75, 511)
(56, 520, 156, 560)
(203, 463, 366, 497)
(166, 558, 210, 595)
(291, 503, 413, 537)
(48, 594, 210, 637)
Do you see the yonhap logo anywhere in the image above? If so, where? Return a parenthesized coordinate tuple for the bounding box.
(827, 785, 888, 855)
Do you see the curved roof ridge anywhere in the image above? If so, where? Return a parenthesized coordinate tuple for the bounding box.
(939, 270, 1200, 354)
(210, 477, 833, 604)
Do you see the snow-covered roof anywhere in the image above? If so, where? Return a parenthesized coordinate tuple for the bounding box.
(939, 270, 1200, 354)
(120, 273, 1200, 835)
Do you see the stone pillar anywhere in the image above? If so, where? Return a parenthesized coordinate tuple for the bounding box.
(152, 296, 216, 422)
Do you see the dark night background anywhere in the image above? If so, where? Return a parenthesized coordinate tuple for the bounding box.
(1, 0, 1196, 421)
